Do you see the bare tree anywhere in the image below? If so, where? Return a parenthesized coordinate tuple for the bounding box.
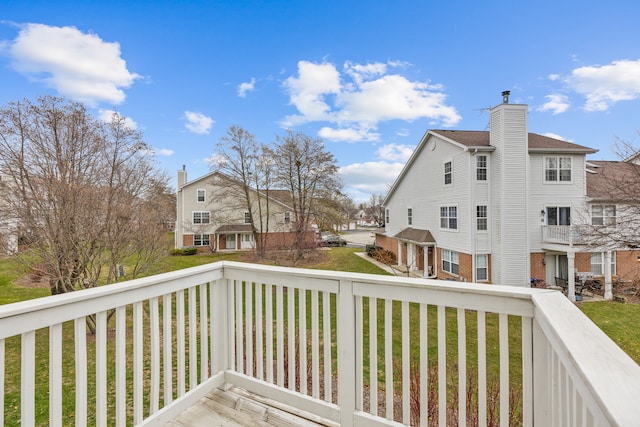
(365, 193, 386, 227)
(0, 96, 169, 295)
(272, 130, 341, 260)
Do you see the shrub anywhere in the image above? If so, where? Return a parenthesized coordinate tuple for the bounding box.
(365, 244, 383, 257)
(373, 249, 396, 264)
(170, 247, 197, 256)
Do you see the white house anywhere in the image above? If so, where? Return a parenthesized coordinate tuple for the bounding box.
(377, 92, 640, 299)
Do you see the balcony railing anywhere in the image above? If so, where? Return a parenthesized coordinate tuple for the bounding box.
(542, 225, 591, 246)
(1, 261, 639, 426)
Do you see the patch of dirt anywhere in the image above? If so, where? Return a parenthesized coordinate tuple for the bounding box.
(238, 248, 329, 268)
(13, 272, 49, 289)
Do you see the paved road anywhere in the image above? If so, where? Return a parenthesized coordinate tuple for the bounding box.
(340, 229, 377, 247)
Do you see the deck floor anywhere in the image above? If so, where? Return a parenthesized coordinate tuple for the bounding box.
(164, 386, 335, 427)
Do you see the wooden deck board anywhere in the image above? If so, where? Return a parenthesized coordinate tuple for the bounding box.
(164, 386, 333, 427)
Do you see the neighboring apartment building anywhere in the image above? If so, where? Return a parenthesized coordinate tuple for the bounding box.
(175, 168, 299, 251)
(0, 171, 18, 255)
(377, 92, 640, 297)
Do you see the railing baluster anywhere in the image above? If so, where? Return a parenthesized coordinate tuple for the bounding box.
(96, 311, 108, 427)
(438, 305, 446, 426)
(522, 316, 533, 427)
(477, 311, 487, 427)
(265, 283, 273, 383)
(115, 306, 127, 426)
(384, 298, 393, 421)
(163, 293, 173, 405)
(246, 281, 254, 378)
(288, 285, 295, 390)
(200, 284, 209, 383)
(298, 288, 307, 394)
(235, 281, 244, 374)
(322, 290, 332, 402)
(419, 304, 428, 427)
(133, 301, 143, 423)
(457, 308, 466, 427)
(49, 323, 62, 427)
(369, 296, 378, 416)
(74, 317, 87, 426)
(355, 295, 363, 410)
(402, 301, 410, 424)
(21, 331, 35, 427)
(176, 290, 186, 396)
(311, 289, 319, 398)
(150, 297, 160, 414)
(499, 313, 509, 425)
(276, 284, 284, 387)
(188, 286, 197, 388)
(0, 338, 4, 426)
(256, 283, 264, 380)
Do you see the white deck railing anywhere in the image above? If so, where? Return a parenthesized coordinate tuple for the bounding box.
(1, 261, 639, 426)
(542, 225, 590, 246)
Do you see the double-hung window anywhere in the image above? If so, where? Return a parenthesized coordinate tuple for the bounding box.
(407, 208, 413, 225)
(193, 211, 210, 224)
(592, 205, 616, 226)
(591, 252, 616, 275)
(545, 157, 572, 182)
(197, 189, 206, 203)
(284, 211, 291, 223)
(476, 205, 487, 231)
(476, 155, 487, 181)
(194, 233, 210, 246)
(440, 206, 457, 230)
(476, 254, 488, 281)
(386, 209, 390, 224)
(244, 211, 251, 223)
(444, 161, 452, 185)
(442, 249, 459, 275)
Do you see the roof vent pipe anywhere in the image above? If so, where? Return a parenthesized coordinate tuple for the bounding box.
(502, 90, 510, 104)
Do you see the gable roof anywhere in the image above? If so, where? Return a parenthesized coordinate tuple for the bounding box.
(394, 227, 435, 244)
(587, 160, 640, 202)
(385, 129, 597, 204)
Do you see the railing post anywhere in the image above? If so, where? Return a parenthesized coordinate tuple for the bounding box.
(212, 278, 230, 375)
(532, 319, 550, 426)
(337, 279, 355, 427)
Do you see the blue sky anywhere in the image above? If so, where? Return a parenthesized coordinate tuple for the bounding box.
(2, 1, 640, 203)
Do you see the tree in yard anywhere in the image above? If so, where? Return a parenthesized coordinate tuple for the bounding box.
(272, 130, 341, 260)
(0, 96, 170, 296)
(364, 193, 387, 227)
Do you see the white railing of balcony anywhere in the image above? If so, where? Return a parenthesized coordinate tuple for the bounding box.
(1, 261, 639, 427)
(542, 225, 591, 245)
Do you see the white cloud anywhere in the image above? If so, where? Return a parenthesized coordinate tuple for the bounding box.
(565, 59, 640, 112)
(318, 126, 379, 142)
(98, 109, 138, 129)
(396, 128, 410, 137)
(156, 148, 174, 156)
(376, 143, 415, 162)
(184, 111, 214, 134)
(6, 23, 140, 106)
(238, 77, 256, 98)
(282, 60, 460, 141)
(548, 74, 560, 81)
(339, 161, 404, 202)
(543, 132, 573, 142)
(537, 94, 570, 115)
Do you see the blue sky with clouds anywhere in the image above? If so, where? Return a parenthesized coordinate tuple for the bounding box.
(1, 0, 640, 202)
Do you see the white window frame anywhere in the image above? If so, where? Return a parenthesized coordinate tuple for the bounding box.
(192, 211, 210, 224)
(440, 206, 458, 230)
(476, 205, 487, 231)
(444, 161, 452, 185)
(544, 156, 572, 182)
(442, 249, 459, 275)
(194, 233, 210, 246)
(385, 209, 390, 224)
(242, 234, 254, 242)
(476, 155, 487, 181)
(244, 211, 251, 223)
(591, 252, 616, 276)
(476, 254, 488, 281)
(196, 189, 206, 203)
(284, 211, 291, 223)
(592, 205, 616, 226)
(546, 206, 571, 226)
(407, 207, 413, 226)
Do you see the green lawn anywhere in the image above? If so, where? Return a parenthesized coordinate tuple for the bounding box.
(579, 302, 640, 363)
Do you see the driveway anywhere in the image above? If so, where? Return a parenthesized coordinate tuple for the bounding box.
(340, 228, 377, 247)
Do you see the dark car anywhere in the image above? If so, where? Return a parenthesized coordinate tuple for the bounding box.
(321, 235, 347, 247)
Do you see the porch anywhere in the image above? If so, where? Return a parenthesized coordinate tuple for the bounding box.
(1, 261, 639, 426)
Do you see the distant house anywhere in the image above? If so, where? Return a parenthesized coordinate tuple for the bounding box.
(0, 171, 18, 255)
(175, 169, 309, 251)
(377, 92, 640, 298)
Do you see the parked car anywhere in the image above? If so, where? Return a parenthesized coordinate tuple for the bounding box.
(321, 235, 347, 247)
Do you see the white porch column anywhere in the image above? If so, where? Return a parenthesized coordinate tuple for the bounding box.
(397, 240, 403, 266)
(567, 251, 576, 302)
(604, 251, 613, 300)
(423, 247, 429, 278)
(408, 243, 415, 271)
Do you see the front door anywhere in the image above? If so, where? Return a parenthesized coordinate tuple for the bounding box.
(226, 234, 236, 250)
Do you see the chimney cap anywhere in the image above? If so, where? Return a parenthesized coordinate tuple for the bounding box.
(501, 90, 510, 103)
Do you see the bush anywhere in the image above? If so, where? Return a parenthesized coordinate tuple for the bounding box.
(365, 244, 383, 257)
(373, 249, 396, 264)
(170, 247, 197, 256)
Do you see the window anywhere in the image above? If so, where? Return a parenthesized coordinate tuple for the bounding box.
(192, 211, 210, 224)
(284, 211, 291, 223)
(242, 234, 254, 242)
(444, 161, 452, 185)
(592, 205, 616, 226)
(591, 252, 616, 276)
(476, 205, 487, 231)
(476, 156, 487, 181)
(193, 233, 210, 246)
(196, 189, 205, 203)
(547, 207, 571, 225)
(386, 209, 390, 224)
(545, 157, 572, 182)
(440, 206, 457, 230)
(244, 211, 251, 223)
(476, 254, 488, 281)
(442, 249, 459, 275)
(407, 208, 413, 225)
